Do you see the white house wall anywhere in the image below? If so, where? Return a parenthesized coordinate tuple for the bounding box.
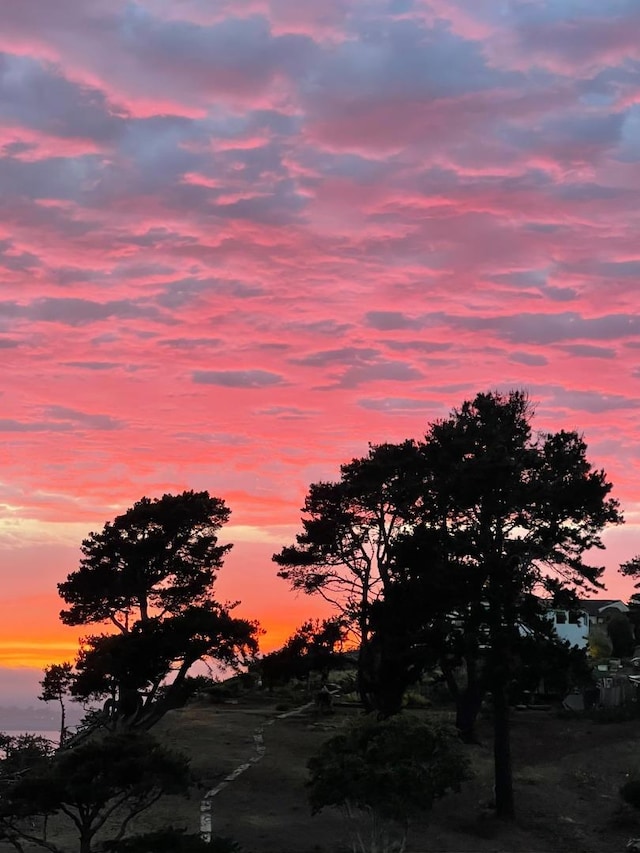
(548, 612, 589, 647)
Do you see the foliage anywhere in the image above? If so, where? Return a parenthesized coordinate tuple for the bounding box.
(588, 625, 613, 661)
(509, 634, 593, 701)
(621, 778, 640, 811)
(378, 391, 621, 817)
(273, 442, 423, 703)
(589, 703, 640, 724)
(0, 729, 54, 847)
(59, 491, 231, 629)
(620, 557, 640, 646)
(308, 715, 470, 853)
(260, 618, 348, 690)
(0, 731, 192, 853)
(0, 732, 54, 778)
(53, 491, 259, 727)
(284, 390, 621, 819)
(155, 674, 220, 708)
(39, 661, 75, 746)
(607, 613, 635, 658)
(102, 827, 241, 852)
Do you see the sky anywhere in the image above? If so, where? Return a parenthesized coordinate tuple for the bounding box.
(1, 0, 639, 704)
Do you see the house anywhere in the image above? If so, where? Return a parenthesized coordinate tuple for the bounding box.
(548, 599, 629, 648)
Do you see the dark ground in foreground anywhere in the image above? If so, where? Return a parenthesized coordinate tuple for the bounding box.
(3, 696, 640, 852)
(159, 696, 640, 853)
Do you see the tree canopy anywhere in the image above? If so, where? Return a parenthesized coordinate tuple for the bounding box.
(55, 491, 258, 727)
(273, 441, 422, 703)
(259, 617, 348, 690)
(276, 390, 623, 819)
(0, 732, 191, 853)
(383, 391, 621, 817)
(59, 490, 232, 631)
(39, 663, 74, 746)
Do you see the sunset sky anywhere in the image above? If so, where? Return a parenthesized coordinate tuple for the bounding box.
(1, 0, 640, 704)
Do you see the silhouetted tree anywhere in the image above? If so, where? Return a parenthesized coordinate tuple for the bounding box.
(0, 733, 54, 777)
(56, 491, 258, 727)
(39, 662, 75, 746)
(0, 732, 191, 853)
(0, 733, 55, 852)
(260, 617, 348, 690)
(607, 613, 635, 658)
(388, 390, 621, 818)
(620, 556, 640, 646)
(274, 442, 422, 705)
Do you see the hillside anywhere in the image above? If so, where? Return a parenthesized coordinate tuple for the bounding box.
(3, 694, 640, 852)
(129, 695, 640, 852)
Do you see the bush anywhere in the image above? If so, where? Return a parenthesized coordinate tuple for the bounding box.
(403, 690, 431, 709)
(621, 779, 640, 811)
(202, 684, 235, 704)
(307, 715, 471, 852)
(158, 675, 220, 709)
(589, 703, 640, 724)
(103, 829, 241, 852)
(608, 615, 635, 659)
(588, 626, 613, 661)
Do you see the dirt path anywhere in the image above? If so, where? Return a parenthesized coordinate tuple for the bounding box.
(199, 702, 314, 842)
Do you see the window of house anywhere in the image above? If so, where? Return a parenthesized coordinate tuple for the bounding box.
(555, 611, 567, 624)
(568, 612, 581, 624)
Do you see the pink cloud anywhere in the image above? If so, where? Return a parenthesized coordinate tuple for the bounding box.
(1, 0, 640, 699)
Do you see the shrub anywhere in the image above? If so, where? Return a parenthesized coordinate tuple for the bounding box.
(403, 690, 431, 709)
(621, 779, 640, 811)
(103, 829, 241, 852)
(588, 626, 613, 661)
(307, 715, 470, 853)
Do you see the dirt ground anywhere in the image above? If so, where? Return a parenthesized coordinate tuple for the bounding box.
(3, 696, 640, 852)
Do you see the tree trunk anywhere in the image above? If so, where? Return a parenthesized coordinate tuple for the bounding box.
(58, 697, 66, 747)
(79, 827, 93, 853)
(455, 684, 484, 744)
(356, 640, 375, 712)
(492, 680, 514, 819)
(442, 656, 484, 743)
(486, 538, 516, 820)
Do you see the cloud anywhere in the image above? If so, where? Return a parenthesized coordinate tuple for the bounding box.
(332, 359, 424, 389)
(159, 337, 222, 349)
(445, 312, 640, 345)
(0, 298, 164, 326)
(0, 53, 124, 142)
(509, 351, 548, 367)
(358, 397, 435, 412)
(44, 406, 123, 430)
(62, 361, 120, 370)
(0, 419, 71, 433)
(156, 277, 264, 308)
(292, 346, 380, 367)
(385, 340, 452, 354)
(256, 405, 319, 420)
(364, 311, 422, 331)
(192, 369, 284, 387)
(2, 0, 640, 678)
(544, 388, 640, 414)
(559, 344, 617, 359)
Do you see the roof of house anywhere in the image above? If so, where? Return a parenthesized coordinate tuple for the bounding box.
(578, 599, 629, 616)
